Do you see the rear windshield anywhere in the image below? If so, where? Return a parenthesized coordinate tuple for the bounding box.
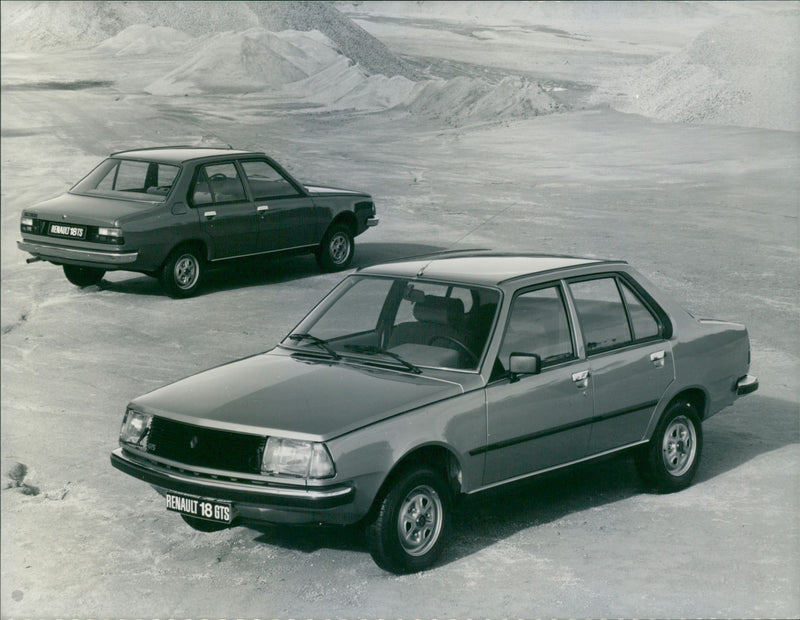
(71, 158, 180, 202)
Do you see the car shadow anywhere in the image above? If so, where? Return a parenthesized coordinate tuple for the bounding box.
(242, 393, 798, 568)
(96, 242, 447, 297)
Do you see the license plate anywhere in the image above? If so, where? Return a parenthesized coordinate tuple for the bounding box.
(165, 492, 234, 524)
(48, 223, 86, 239)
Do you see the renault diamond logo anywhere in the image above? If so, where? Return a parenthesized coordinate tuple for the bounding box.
(189, 435, 199, 449)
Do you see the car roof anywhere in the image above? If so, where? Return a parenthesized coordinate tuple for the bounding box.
(110, 146, 263, 165)
(358, 251, 624, 286)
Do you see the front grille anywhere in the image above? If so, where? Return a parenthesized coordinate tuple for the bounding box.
(147, 417, 266, 475)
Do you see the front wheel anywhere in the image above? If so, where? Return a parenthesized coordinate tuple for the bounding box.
(365, 466, 451, 574)
(63, 265, 105, 287)
(637, 400, 703, 493)
(159, 246, 203, 298)
(316, 224, 354, 272)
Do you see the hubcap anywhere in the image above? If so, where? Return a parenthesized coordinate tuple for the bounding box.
(329, 232, 351, 264)
(174, 254, 199, 290)
(662, 415, 697, 476)
(397, 484, 443, 557)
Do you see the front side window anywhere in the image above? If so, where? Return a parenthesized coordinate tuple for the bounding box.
(240, 160, 299, 199)
(192, 162, 246, 206)
(72, 158, 180, 202)
(496, 285, 575, 373)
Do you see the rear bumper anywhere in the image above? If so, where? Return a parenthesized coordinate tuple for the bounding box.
(18, 239, 138, 266)
(735, 374, 759, 396)
(110, 448, 355, 513)
(366, 217, 380, 227)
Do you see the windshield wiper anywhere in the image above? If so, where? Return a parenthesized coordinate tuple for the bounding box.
(344, 344, 422, 374)
(287, 333, 341, 360)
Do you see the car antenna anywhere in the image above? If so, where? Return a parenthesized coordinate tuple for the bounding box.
(416, 205, 516, 275)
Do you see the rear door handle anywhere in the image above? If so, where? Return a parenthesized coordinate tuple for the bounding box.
(203, 210, 217, 220)
(650, 350, 666, 367)
(256, 204, 269, 213)
(572, 370, 590, 388)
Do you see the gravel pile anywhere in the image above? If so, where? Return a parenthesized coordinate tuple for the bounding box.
(608, 10, 800, 131)
(0, 1, 419, 78)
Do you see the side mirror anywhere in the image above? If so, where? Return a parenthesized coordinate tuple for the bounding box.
(508, 352, 541, 381)
(171, 202, 189, 215)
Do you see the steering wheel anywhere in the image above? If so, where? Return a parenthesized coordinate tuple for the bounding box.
(209, 173, 227, 182)
(428, 335, 478, 366)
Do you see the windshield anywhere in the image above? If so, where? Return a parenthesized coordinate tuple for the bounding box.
(282, 275, 501, 372)
(71, 158, 180, 202)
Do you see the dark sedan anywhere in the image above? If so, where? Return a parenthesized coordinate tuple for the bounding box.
(18, 146, 378, 297)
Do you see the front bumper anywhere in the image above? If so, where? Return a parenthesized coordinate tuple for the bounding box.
(18, 239, 138, 266)
(110, 448, 355, 518)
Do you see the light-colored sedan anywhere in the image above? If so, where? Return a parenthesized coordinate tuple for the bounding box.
(111, 252, 758, 572)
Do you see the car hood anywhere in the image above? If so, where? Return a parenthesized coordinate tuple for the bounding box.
(27, 191, 159, 226)
(129, 350, 465, 441)
(303, 183, 369, 198)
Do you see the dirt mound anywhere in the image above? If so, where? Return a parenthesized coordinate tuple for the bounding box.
(608, 10, 800, 131)
(0, 0, 418, 79)
(407, 76, 561, 125)
(96, 24, 193, 56)
(145, 28, 343, 95)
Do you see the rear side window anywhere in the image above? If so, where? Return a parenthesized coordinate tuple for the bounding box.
(73, 158, 179, 202)
(621, 281, 660, 339)
(569, 275, 663, 354)
(240, 160, 300, 199)
(192, 162, 246, 206)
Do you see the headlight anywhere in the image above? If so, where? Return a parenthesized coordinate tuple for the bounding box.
(261, 437, 335, 479)
(21, 216, 34, 232)
(119, 409, 151, 446)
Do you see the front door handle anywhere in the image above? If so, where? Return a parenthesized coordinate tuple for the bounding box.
(256, 204, 269, 214)
(203, 210, 217, 220)
(650, 350, 666, 368)
(572, 369, 590, 389)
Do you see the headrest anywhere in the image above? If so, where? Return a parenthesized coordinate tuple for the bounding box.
(413, 295, 464, 325)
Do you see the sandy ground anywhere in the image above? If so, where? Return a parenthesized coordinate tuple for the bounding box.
(1, 4, 799, 618)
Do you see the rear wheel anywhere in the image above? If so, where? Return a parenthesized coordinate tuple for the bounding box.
(63, 265, 105, 287)
(159, 246, 203, 298)
(316, 224, 354, 272)
(637, 399, 703, 493)
(180, 514, 229, 532)
(366, 466, 451, 574)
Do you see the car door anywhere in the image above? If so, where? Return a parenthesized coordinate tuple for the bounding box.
(567, 275, 675, 455)
(190, 162, 258, 259)
(238, 159, 317, 252)
(483, 284, 594, 485)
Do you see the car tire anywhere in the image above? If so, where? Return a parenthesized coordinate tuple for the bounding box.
(159, 246, 203, 298)
(365, 466, 451, 574)
(316, 224, 354, 272)
(63, 265, 105, 287)
(180, 514, 229, 532)
(637, 399, 703, 493)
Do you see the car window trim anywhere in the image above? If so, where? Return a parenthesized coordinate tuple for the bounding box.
(189, 160, 250, 208)
(565, 272, 669, 357)
(490, 279, 580, 382)
(237, 156, 306, 199)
